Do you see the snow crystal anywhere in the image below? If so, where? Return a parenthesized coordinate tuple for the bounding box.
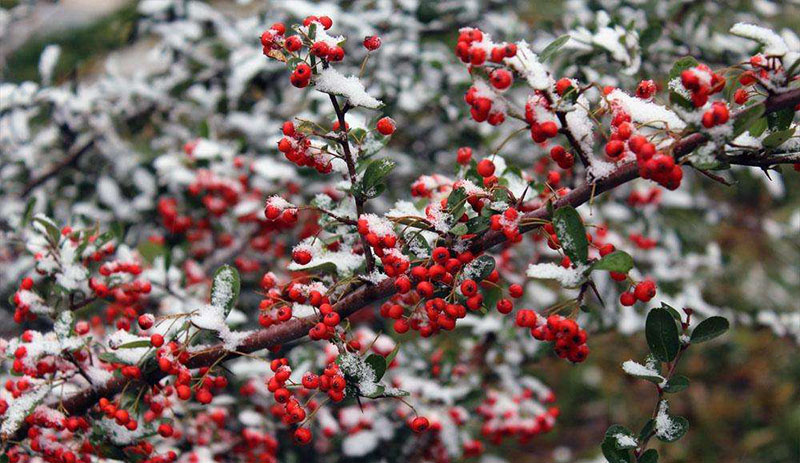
(614, 433, 638, 448)
(622, 360, 665, 384)
(265, 195, 294, 210)
(315, 67, 382, 109)
(605, 89, 686, 131)
(504, 40, 551, 90)
(362, 270, 389, 284)
(655, 400, 680, 440)
(211, 266, 236, 308)
(191, 304, 251, 351)
(1, 386, 49, 437)
(730, 23, 788, 56)
(338, 353, 378, 396)
(526, 262, 588, 288)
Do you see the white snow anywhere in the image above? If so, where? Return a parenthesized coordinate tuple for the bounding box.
(614, 433, 637, 448)
(605, 89, 686, 131)
(315, 67, 382, 109)
(504, 40, 551, 90)
(526, 263, 588, 288)
(0, 386, 49, 437)
(622, 360, 665, 385)
(730, 23, 789, 56)
(655, 400, 680, 440)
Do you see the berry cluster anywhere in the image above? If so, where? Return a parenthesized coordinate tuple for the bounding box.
(516, 311, 589, 363)
(619, 279, 658, 306)
(680, 63, 725, 107)
(278, 121, 334, 173)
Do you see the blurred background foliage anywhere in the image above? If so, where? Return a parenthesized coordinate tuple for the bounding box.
(1, 1, 798, 462)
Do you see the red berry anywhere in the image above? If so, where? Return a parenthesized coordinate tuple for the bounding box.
(294, 427, 312, 444)
(476, 159, 496, 178)
(376, 117, 396, 135)
(363, 35, 381, 51)
(410, 416, 430, 433)
(150, 334, 164, 348)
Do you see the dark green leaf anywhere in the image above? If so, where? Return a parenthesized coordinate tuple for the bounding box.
(539, 34, 570, 62)
(639, 449, 659, 463)
(638, 419, 656, 441)
(450, 223, 468, 236)
(591, 250, 634, 273)
(732, 103, 765, 138)
(470, 255, 496, 281)
(359, 158, 397, 199)
(117, 340, 152, 349)
(669, 56, 698, 81)
(655, 415, 689, 442)
(646, 308, 680, 362)
(553, 205, 588, 264)
(762, 128, 795, 148)
(659, 302, 683, 321)
(622, 361, 664, 384)
(669, 91, 694, 111)
(690, 316, 729, 343)
(385, 343, 400, 365)
(211, 265, 240, 318)
(33, 216, 61, 243)
(767, 108, 794, 132)
(748, 117, 768, 137)
(466, 216, 490, 235)
(664, 375, 690, 393)
(364, 353, 387, 381)
(639, 23, 662, 50)
(137, 240, 166, 265)
(21, 197, 37, 228)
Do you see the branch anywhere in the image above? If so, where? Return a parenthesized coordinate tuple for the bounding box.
(5, 85, 799, 446)
(21, 136, 96, 197)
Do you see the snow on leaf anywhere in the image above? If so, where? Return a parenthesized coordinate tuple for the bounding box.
(315, 67, 382, 109)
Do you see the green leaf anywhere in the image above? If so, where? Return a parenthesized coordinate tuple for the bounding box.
(117, 340, 152, 349)
(639, 449, 659, 463)
(33, 216, 61, 243)
(622, 361, 664, 384)
(732, 103, 765, 138)
(669, 91, 694, 111)
(638, 419, 656, 441)
(137, 240, 166, 265)
(639, 23, 662, 50)
(602, 426, 634, 463)
(364, 353, 387, 381)
(21, 197, 37, 228)
(211, 265, 241, 318)
(553, 205, 588, 264)
(385, 343, 400, 365)
(359, 158, 396, 199)
(360, 384, 385, 398)
(748, 117, 768, 137)
(762, 128, 795, 148)
(659, 302, 683, 321)
(466, 216, 490, 235)
(646, 308, 680, 362)
(470, 255, 496, 282)
(664, 375, 690, 393)
(591, 250, 633, 273)
(690, 316, 729, 343)
(786, 55, 800, 78)
(539, 34, 570, 62)
(669, 56, 698, 81)
(450, 223, 468, 236)
(655, 415, 689, 442)
(767, 108, 794, 132)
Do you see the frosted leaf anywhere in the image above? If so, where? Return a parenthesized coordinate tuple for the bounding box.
(338, 352, 378, 397)
(730, 23, 788, 56)
(526, 262, 588, 288)
(655, 400, 681, 440)
(315, 67, 382, 109)
(504, 40, 551, 90)
(38, 45, 61, 85)
(614, 433, 638, 449)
